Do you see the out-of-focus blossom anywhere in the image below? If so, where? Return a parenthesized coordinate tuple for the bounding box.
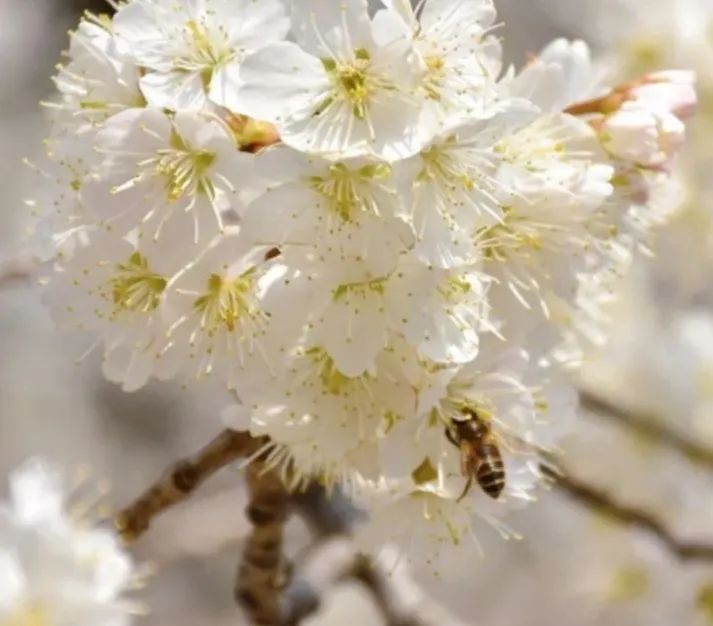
(0, 459, 138, 626)
(599, 71, 696, 168)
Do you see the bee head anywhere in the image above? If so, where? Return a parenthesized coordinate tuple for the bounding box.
(448, 408, 488, 442)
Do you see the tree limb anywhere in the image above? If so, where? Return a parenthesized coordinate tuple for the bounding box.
(235, 458, 293, 626)
(579, 389, 713, 468)
(342, 554, 428, 626)
(541, 463, 713, 561)
(289, 485, 429, 626)
(115, 429, 265, 542)
(0, 254, 36, 289)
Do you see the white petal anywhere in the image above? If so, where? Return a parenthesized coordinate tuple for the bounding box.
(139, 71, 208, 112)
(420, 0, 496, 37)
(318, 293, 389, 377)
(0, 551, 26, 611)
(290, 0, 373, 57)
(209, 61, 242, 109)
(9, 458, 66, 526)
(227, 42, 329, 122)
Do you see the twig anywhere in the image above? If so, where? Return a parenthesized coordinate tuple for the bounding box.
(115, 429, 265, 542)
(564, 78, 645, 117)
(291, 482, 357, 537)
(579, 390, 713, 467)
(283, 485, 357, 624)
(0, 254, 36, 289)
(343, 555, 427, 626)
(541, 464, 713, 561)
(235, 458, 292, 626)
(289, 485, 428, 626)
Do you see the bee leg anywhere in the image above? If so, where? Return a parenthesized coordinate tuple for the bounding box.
(456, 477, 473, 503)
(444, 427, 458, 447)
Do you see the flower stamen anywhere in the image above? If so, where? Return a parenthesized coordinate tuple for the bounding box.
(106, 252, 167, 315)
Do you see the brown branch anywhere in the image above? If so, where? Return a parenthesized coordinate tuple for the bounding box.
(288, 485, 428, 626)
(115, 429, 265, 542)
(291, 482, 356, 537)
(235, 458, 292, 626)
(343, 555, 427, 626)
(0, 254, 36, 289)
(579, 390, 713, 467)
(541, 464, 713, 561)
(564, 92, 628, 116)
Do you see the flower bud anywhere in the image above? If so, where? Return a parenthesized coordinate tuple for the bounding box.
(634, 70, 697, 119)
(601, 105, 686, 168)
(601, 70, 696, 168)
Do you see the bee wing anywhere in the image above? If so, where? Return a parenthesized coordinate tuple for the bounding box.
(491, 423, 558, 459)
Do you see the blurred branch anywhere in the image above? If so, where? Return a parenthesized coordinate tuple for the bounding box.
(580, 389, 713, 467)
(0, 254, 36, 289)
(288, 485, 429, 626)
(235, 459, 293, 626)
(116, 444, 441, 625)
(541, 464, 713, 561)
(115, 429, 265, 542)
(292, 482, 356, 537)
(342, 555, 428, 626)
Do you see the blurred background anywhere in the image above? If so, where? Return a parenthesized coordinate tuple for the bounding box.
(2, 0, 713, 624)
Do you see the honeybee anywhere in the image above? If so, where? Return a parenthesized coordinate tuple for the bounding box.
(445, 408, 506, 501)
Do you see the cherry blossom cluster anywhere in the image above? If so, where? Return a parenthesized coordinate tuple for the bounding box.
(33, 0, 695, 569)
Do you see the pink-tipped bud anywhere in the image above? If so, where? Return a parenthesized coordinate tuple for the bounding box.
(633, 70, 697, 120)
(600, 70, 697, 169)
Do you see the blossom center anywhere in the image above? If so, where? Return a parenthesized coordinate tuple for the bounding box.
(424, 55, 446, 100)
(493, 130, 565, 165)
(332, 277, 387, 301)
(107, 252, 167, 314)
(438, 275, 472, 304)
(480, 207, 571, 262)
(155, 130, 217, 202)
(193, 271, 257, 335)
(419, 142, 477, 191)
(322, 49, 386, 120)
(181, 20, 234, 88)
(308, 162, 391, 221)
(306, 347, 364, 395)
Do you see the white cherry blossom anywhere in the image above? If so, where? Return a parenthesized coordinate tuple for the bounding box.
(229, 337, 421, 490)
(51, 14, 144, 132)
(240, 148, 404, 246)
(600, 71, 697, 168)
(259, 214, 416, 376)
(113, 0, 290, 111)
(505, 38, 600, 112)
(375, 0, 502, 126)
(89, 107, 251, 241)
(354, 347, 576, 572)
(228, 0, 430, 160)
(159, 230, 281, 390)
(395, 104, 535, 269)
(44, 218, 197, 391)
(481, 114, 614, 322)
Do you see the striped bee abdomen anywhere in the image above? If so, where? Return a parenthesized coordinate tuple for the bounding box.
(475, 442, 505, 499)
